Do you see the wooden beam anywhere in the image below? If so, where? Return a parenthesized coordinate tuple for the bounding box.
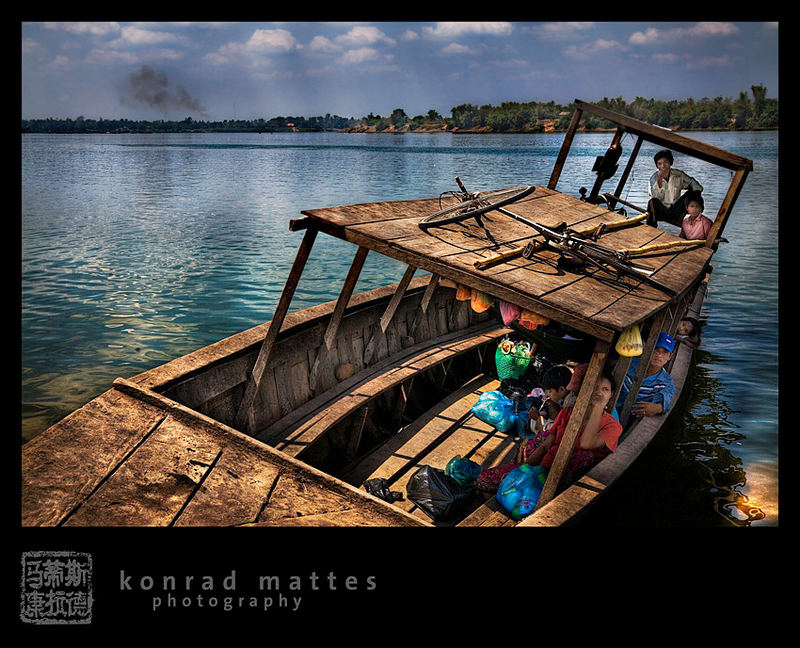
(608, 135, 643, 210)
(618, 306, 671, 427)
(547, 106, 583, 190)
(407, 273, 440, 339)
(535, 338, 611, 509)
(574, 99, 754, 172)
(308, 246, 369, 391)
(363, 264, 417, 364)
(705, 166, 750, 247)
(234, 227, 318, 434)
(588, 127, 626, 203)
(611, 355, 632, 416)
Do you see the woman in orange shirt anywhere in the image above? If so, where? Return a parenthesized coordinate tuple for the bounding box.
(477, 371, 622, 492)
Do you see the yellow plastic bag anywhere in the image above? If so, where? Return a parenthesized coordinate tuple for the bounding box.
(615, 324, 643, 357)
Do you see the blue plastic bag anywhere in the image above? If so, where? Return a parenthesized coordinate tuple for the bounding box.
(471, 391, 517, 433)
(445, 456, 482, 486)
(496, 464, 549, 521)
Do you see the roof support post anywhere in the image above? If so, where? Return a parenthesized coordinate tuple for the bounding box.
(705, 166, 750, 247)
(618, 307, 672, 428)
(535, 337, 611, 510)
(608, 135, 643, 211)
(234, 227, 318, 434)
(407, 273, 441, 340)
(547, 105, 583, 190)
(308, 245, 369, 391)
(363, 264, 417, 365)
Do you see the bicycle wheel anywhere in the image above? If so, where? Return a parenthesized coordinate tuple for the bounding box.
(419, 184, 535, 231)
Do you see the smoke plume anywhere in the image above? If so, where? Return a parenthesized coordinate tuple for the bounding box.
(118, 65, 208, 118)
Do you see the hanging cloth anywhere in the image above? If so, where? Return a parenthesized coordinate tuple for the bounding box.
(498, 301, 522, 326)
(519, 309, 550, 330)
(470, 289, 492, 313)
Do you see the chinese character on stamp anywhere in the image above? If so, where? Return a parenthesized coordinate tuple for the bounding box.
(20, 551, 93, 625)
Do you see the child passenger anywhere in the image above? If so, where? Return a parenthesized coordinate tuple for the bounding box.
(676, 317, 701, 346)
(679, 192, 714, 241)
(531, 364, 573, 434)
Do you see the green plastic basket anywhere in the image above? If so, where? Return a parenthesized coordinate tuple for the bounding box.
(494, 345, 531, 380)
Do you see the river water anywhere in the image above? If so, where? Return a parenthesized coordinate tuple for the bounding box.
(20, 129, 778, 526)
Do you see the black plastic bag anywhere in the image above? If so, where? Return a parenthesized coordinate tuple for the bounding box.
(406, 465, 476, 522)
(363, 477, 404, 503)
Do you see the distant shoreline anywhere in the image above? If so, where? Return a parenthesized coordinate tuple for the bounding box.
(21, 126, 777, 135)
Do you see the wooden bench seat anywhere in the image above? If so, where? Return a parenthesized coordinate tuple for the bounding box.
(256, 322, 511, 459)
(341, 373, 524, 525)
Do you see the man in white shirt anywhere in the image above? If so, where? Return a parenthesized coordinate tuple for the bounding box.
(647, 150, 703, 226)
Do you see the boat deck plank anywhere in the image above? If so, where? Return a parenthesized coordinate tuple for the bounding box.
(22, 380, 430, 527)
(264, 323, 511, 458)
(302, 185, 713, 338)
(344, 373, 523, 524)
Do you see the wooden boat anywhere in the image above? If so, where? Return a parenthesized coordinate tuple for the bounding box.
(21, 100, 752, 527)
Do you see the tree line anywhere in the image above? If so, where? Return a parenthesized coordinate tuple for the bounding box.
(21, 86, 776, 134)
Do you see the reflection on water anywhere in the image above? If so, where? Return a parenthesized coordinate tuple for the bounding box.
(21, 131, 778, 526)
(580, 349, 777, 526)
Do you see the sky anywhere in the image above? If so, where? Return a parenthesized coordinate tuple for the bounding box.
(21, 21, 779, 121)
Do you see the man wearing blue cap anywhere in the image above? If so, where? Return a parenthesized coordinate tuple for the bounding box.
(616, 332, 676, 418)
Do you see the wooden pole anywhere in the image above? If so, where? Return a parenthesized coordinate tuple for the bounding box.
(363, 264, 417, 365)
(548, 106, 583, 190)
(407, 273, 441, 339)
(473, 213, 647, 270)
(617, 239, 705, 256)
(608, 135, 643, 210)
(705, 166, 749, 247)
(618, 307, 671, 428)
(234, 227, 318, 433)
(587, 128, 625, 203)
(308, 245, 369, 391)
(535, 338, 611, 510)
(600, 193, 649, 215)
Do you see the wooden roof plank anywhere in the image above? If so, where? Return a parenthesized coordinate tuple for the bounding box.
(300, 184, 710, 337)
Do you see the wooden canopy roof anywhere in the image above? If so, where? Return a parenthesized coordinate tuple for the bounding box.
(298, 186, 712, 343)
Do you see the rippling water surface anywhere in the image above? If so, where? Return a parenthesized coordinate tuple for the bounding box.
(21, 130, 778, 526)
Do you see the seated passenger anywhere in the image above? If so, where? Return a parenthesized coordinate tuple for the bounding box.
(478, 370, 622, 492)
(679, 192, 714, 241)
(564, 362, 620, 422)
(676, 316, 701, 346)
(531, 364, 573, 434)
(647, 150, 703, 227)
(615, 332, 676, 418)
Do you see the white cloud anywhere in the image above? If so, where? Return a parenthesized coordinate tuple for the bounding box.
(309, 35, 339, 53)
(400, 29, 419, 40)
(652, 53, 682, 64)
(48, 55, 71, 69)
(629, 22, 739, 45)
(686, 55, 731, 69)
(422, 22, 513, 39)
(246, 28, 297, 53)
(440, 42, 478, 56)
(203, 28, 297, 66)
(116, 25, 185, 46)
(338, 47, 381, 65)
(43, 22, 121, 36)
(564, 39, 626, 59)
(526, 22, 595, 39)
(85, 48, 141, 65)
(335, 25, 395, 47)
(22, 38, 42, 55)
